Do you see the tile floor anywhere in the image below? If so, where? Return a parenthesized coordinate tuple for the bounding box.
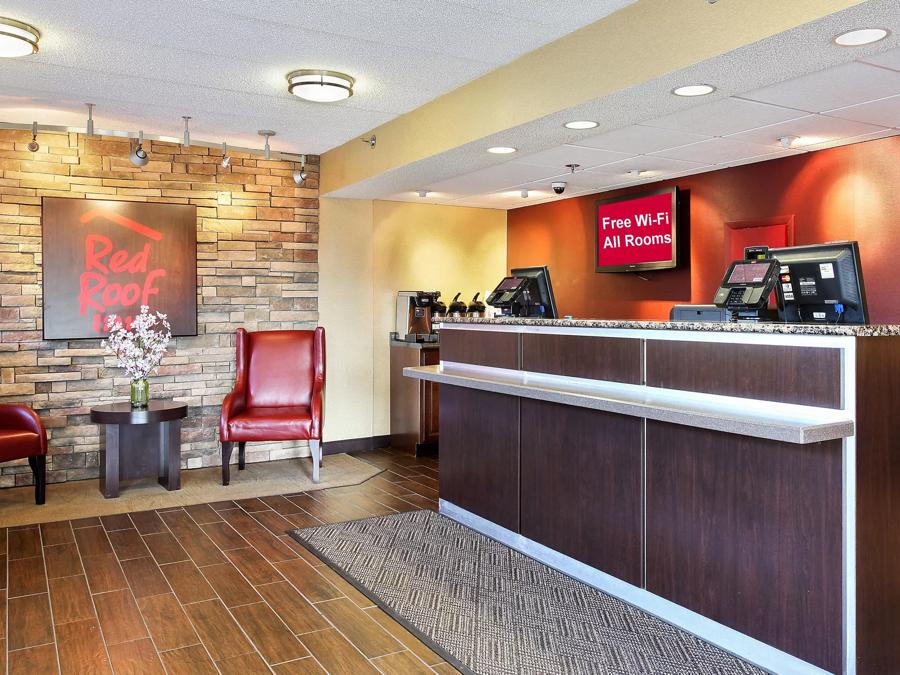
(0, 448, 453, 674)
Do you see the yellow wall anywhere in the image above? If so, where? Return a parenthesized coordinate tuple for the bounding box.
(319, 198, 376, 443)
(319, 199, 507, 442)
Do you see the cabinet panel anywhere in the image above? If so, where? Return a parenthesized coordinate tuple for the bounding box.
(439, 385, 519, 531)
(646, 421, 842, 673)
(440, 329, 519, 369)
(646, 340, 842, 408)
(522, 334, 642, 384)
(521, 400, 642, 585)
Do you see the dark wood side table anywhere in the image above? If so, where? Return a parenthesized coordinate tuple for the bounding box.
(90, 400, 188, 499)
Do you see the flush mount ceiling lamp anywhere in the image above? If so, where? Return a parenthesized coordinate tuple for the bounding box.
(564, 120, 598, 130)
(130, 131, 149, 167)
(0, 17, 40, 58)
(778, 135, 800, 149)
(26, 121, 39, 152)
(221, 141, 231, 168)
(672, 84, 716, 97)
(85, 103, 95, 136)
(259, 130, 276, 160)
(834, 28, 889, 46)
(287, 69, 355, 103)
(182, 116, 191, 147)
(293, 155, 308, 185)
(488, 146, 517, 154)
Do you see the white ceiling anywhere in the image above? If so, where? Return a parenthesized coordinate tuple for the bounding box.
(382, 42, 900, 210)
(0, 0, 634, 154)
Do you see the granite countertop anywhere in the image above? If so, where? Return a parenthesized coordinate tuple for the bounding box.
(439, 316, 900, 337)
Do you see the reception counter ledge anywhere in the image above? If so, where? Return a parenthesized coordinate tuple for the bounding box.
(405, 320, 900, 675)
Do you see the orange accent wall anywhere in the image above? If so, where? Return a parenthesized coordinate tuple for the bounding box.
(507, 135, 900, 323)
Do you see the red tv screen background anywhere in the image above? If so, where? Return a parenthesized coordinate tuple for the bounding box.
(596, 190, 675, 269)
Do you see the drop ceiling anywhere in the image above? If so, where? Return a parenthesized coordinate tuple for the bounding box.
(0, 0, 634, 154)
(380, 47, 900, 210)
(301, 0, 893, 209)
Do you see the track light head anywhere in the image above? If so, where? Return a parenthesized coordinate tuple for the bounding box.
(292, 154, 308, 184)
(26, 121, 38, 152)
(130, 131, 149, 167)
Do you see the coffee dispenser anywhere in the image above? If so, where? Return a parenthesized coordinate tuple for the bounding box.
(394, 291, 441, 342)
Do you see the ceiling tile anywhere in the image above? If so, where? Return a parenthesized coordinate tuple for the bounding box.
(739, 61, 900, 114)
(728, 113, 887, 148)
(857, 46, 900, 73)
(641, 97, 807, 137)
(799, 128, 899, 152)
(649, 138, 794, 164)
(511, 144, 633, 171)
(575, 124, 710, 154)
(588, 155, 710, 177)
(824, 94, 900, 128)
(427, 162, 561, 196)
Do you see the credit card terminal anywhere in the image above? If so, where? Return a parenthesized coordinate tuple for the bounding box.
(713, 258, 780, 310)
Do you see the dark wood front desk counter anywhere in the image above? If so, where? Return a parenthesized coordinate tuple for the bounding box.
(405, 318, 900, 675)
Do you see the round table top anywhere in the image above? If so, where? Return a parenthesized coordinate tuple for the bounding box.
(90, 399, 188, 425)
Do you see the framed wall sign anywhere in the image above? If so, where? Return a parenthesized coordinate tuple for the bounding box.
(41, 198, 198, 340)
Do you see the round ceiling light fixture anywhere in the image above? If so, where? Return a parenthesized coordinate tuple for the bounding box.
(672, 84, 716, 97)
(833, 28, 889, 47)
(287, 69, 355, 102)
(564, 120, 599, 130)
(487, 146, 517, 154)
(0, 17, 40, 58)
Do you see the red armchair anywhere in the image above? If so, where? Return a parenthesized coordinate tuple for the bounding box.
(0, 404, 47, 504)
(220, 327, 325, 485)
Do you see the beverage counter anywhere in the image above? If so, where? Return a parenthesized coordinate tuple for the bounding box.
(404, 318, 900, 675)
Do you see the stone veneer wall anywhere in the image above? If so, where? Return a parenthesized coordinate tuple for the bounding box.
(0, 128, 319, 487)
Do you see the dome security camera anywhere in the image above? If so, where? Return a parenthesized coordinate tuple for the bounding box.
(551, 181, 567, 195)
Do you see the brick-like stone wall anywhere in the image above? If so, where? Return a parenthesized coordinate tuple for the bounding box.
(0, 129, 319, 486)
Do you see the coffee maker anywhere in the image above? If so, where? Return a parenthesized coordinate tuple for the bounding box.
(394, 291, 441, 342)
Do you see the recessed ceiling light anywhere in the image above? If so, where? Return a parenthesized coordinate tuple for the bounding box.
(564, 120, 599, 130)
(488, 146, 517, 154)
(0, 17, 40, 57)
(287, 69, 355, 102)
(834, 28, 889, 47)
(672, 84, 716, 97)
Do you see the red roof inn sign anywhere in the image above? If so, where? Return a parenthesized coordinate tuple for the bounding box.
(42, 198, 197, 340)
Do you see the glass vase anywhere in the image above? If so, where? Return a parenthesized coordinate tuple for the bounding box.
(130, 378, 150, 408)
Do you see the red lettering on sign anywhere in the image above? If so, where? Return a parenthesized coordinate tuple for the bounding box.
(77, 216, 167, 331)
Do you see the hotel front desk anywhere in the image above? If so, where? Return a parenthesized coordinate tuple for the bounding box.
(404, 318, 900, 675)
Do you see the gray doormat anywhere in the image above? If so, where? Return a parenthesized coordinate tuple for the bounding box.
(289, 509, 766, 675)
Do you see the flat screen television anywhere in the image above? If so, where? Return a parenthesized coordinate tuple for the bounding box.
(596, 186, 678, 273)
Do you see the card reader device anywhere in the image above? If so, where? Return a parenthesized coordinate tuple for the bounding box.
(713, 258, 780, 311)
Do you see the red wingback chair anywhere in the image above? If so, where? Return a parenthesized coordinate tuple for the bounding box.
(220, 327, 325, 485)
(0, 404, 47, 504)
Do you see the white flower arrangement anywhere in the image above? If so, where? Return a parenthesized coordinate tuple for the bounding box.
(102, 305, 172, 381)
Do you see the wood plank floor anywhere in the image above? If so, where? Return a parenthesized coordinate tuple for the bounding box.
(1, 448, 455, 674)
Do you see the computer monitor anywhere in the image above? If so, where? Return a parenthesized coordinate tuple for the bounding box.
(510, 266, 559, 319)
(768, 241, 868, 324)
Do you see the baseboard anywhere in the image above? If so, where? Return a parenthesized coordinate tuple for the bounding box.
(324, 435, 391, 456)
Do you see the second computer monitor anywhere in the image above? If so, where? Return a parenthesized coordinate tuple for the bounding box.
(768, 241, 868, 324)
(510, 266, 559, 319)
